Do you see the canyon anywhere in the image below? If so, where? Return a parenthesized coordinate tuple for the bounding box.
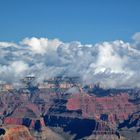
(0, 76, 140, 140)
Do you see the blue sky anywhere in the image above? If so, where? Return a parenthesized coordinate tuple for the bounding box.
(0, 0, 140, 44)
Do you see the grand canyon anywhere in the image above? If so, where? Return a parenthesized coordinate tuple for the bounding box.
(0, 76, 140, 140)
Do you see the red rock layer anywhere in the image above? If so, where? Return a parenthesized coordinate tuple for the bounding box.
(4, 117, 45, 130)
(66, 93, 136, 122)
(4, 118, 22, 125)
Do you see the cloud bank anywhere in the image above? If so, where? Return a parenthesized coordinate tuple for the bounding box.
(0, 33, 140, 88)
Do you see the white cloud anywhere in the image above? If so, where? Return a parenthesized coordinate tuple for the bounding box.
(95, 41, 127, 73)
(11, 61, 29, 74)
(21, 37, 62, 54)
(132, 32, 140, 50)
(132, 32, 140, 42)
(0, 42, 19, 48)
(0, 34, 140, 88)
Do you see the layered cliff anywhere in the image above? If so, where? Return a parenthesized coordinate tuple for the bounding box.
(67, 93, 136, 121)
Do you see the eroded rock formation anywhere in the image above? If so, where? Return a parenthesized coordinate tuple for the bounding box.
(0, 125, 34, 140)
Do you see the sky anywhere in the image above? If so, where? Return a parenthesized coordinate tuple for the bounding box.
(0, 0, 140, 88)
(0, 0, 140, 44)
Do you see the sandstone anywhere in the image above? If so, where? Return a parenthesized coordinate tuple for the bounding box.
(0, 125, 34, 140)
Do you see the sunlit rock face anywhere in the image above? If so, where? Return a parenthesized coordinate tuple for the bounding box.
(0, 125, 34, 140)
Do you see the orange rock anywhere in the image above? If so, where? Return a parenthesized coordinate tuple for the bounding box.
(0, 125, 34, 140)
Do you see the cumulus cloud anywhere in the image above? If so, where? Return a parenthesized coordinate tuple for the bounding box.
(11, 61, 29, 74)
(0, 42, 19, 48)
(132, 32, 140, 49)
(21, 37, 62, 54)
(132, 32, 140, 42)
(0, 34, 140, 88)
